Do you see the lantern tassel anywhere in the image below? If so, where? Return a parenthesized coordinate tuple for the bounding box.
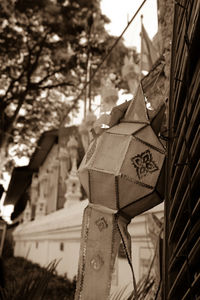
(75, 206, 138, 300)
(116, 214, 138, 300)
(75, 205, 122, 300)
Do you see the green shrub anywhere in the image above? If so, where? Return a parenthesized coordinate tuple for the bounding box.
(0, 257, 76, 300)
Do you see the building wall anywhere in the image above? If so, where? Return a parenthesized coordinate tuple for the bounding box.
(14, 201, 87, 279)
(13, 200, 163, 287)
(39, 144, 59, 214)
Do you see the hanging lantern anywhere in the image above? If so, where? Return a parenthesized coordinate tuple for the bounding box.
(75, 85, 166, 300)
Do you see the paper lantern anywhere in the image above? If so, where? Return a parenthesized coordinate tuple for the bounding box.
(79, 85, 165, 217)
(75, 85, 166, 300)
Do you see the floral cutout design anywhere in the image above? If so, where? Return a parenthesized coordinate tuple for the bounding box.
(90, 254, 104, 271)
(95, 217, 108, 232)
(131, 149, 159, 179)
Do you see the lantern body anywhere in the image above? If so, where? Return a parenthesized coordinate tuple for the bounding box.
(79, 123, 165, 218)
(79, 86, 166, 218)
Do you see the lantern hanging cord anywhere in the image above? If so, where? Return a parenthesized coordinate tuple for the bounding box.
(61, 0, 148, 125)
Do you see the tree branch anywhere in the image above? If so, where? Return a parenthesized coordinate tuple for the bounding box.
(38, 81, 75, 90)
(35, 67, 66, 86)
(26, 30, 50, 80)
(5, 95, 26, 134)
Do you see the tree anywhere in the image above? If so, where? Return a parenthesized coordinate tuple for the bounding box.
(0, 0, 133, 177)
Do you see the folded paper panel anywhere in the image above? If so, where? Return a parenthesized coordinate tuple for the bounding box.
(134, 125, 165, 152)
(75, 206, 121, 300)
(78, 168, 89, 196)
(78, 136, 104, 196)
(78, 139, 97, 174)
(108, 101, 130, 127)
(118, 175, 153, 209)
(150, 103, 166, 135)
(92, 133, 130, 175)
(84, 138, 98, 165)
(89, 170, 117, 209)
(120, 190, 162, 218)
(124, 85, 149, 124)
(84, 134, 103, 167)
(107, 122, 146, 135)
(120, 137, 165, 189)
(155, 162, 165, 198)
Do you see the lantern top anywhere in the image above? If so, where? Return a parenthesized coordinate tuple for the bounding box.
(122, 84, 149, 124)
(78, 84, 166, 218)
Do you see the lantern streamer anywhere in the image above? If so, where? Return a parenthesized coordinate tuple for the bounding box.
(75, 205, 138, 300)
(116, 213, 138, 300)
(75, 205, 122, 300)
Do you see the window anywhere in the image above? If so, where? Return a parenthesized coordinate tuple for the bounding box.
(60, 242, 64, 251)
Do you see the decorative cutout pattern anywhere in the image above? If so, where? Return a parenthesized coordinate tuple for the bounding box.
(90, 254, 104, 271)
(95, 217, 108, 231)
(131, 149, 158, 179)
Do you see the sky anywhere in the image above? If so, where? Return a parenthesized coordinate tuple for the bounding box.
(100, 0, 158, 51)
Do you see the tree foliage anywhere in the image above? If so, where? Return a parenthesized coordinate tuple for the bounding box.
(0, 0, 133, 173)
